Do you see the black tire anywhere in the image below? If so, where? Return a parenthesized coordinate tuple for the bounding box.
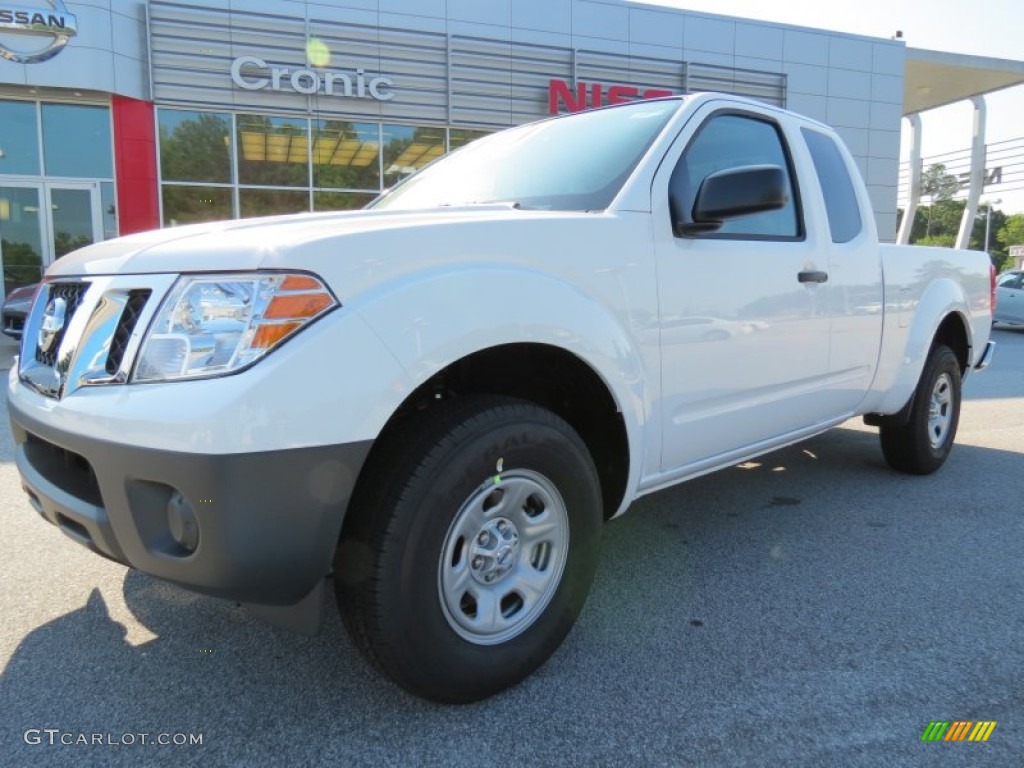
(879, 344, 962, 475)
(334, 395, 602, 703)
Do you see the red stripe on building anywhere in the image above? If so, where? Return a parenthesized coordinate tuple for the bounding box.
(112, 96, 160, 235)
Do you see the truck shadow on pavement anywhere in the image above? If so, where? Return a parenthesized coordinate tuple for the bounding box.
(2, 426, 1022, 766)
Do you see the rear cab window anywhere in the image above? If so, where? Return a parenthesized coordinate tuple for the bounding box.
(801, 128, 863, 244)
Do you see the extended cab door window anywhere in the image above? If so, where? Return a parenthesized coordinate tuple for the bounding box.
(801, 128, 863, 243)
(670, 113, 801, 239)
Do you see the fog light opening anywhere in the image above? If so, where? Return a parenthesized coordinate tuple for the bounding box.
(166, 492, 200, 553)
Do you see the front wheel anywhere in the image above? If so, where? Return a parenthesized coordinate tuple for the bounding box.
(879, 343, 962, 475)
(335, 396, 602, 703)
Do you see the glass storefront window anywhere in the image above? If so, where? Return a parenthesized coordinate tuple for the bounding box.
(0, 186, 45, 294)
(237, 115, 310, 187)
(0, 100, 41, 176)
(449, 128, 490, 151)
(313, 121, 380, 191)
(162, 186, 233, 226)
(100, 182, 118, 239)
(50, 188, 96, 257)
(239, 188, 310, 218)
(153, 116, 505, 226)
(42, 104, 113, 179)
(314, 191, 376, 211)
(382, 124, 445, 189)
(159, 110, 233, 184)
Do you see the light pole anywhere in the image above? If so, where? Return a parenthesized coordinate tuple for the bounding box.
(983, 198, 1002, 255)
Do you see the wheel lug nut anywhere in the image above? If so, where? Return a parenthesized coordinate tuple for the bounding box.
(478, 532, 489, 545)
(497, 521, 507, 532)
(472, 556, 484, 569)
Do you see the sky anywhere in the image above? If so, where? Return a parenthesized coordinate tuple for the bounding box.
(633, 0, 1024, 214)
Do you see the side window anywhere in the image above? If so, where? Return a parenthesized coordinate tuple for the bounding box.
(802, 128, 863, 243)
(997, 272, 1021, 289)
(671, 113, 800, 238)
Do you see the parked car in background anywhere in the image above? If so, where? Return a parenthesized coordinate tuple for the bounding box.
(1, 284, 39, 340)
(995, 270, 1023, 325)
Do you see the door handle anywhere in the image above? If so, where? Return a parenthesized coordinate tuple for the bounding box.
(798, 270, 829, 284)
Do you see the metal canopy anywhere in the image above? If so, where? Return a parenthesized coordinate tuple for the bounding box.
(904, 47, 1024, 114)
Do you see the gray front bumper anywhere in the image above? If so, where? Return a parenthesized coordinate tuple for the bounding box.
(9, 397, 372, 607)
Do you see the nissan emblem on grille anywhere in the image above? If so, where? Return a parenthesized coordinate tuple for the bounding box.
(37, 296, 67, 355)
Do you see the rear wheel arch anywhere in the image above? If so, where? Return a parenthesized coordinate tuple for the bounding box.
(865, 310, 970, 428)
(932, 311, 970, 374)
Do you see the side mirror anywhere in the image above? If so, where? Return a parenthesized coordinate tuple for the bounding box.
(671, 164, 788, 237)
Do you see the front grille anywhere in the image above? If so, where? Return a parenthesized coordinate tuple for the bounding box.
(34, 282, 89, 367)
(105, 290, 151, 374)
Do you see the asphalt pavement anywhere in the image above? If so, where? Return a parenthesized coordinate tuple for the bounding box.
(1, 328, 1022, 767)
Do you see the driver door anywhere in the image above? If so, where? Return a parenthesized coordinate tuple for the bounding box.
(652, 106, 834, 474)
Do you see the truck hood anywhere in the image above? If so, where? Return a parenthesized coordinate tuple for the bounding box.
(47, 205, 566, 277)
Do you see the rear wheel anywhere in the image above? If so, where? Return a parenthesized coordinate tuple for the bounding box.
(879, 344, 962, 475)
(335, 396, 602, 703)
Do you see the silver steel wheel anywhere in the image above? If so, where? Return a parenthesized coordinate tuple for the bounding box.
(927, 372, 954, 449)
(439, 469, 569, 645)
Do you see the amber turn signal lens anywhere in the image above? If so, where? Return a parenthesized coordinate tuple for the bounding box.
(264, 292, 334, 320)
(251, 322, 303, 349)
(280, 274, 323, 291)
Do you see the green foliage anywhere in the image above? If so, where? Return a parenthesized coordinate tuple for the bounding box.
(916, 234, 956, 248)
(53, 231, 93, 258)
(1, 238, 43, 292)
(159, 113, 232, 184)
(998, 213, 1024, 249)
(905, 198, 1009, 269)
(920, 163, 959, 201)
(909, 198, 965, 241)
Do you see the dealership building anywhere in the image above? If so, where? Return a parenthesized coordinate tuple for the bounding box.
(2, 0, 1023, 300)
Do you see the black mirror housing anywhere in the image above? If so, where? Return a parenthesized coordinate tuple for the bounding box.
(671, 164, 788, 237)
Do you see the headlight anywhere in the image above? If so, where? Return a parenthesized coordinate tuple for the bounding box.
(133, 272, 337, 382)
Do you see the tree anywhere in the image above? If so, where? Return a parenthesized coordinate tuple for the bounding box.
(915, 164, 961, 239)
(1, 239, 43, 293)
(920, 163, 959, 201)
(997, 214, 1024, 270)
(159, 113, 232, 183)
(907, 199, 1008, 269)
(998, 214, 1024, 249)
(915, 234, 956, 248)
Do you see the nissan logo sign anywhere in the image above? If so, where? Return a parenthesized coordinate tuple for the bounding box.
(230, 55, 395, 101)
(0, 0, 77, 64)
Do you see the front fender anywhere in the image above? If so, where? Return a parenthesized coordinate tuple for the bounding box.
(350, 264, 652, 509)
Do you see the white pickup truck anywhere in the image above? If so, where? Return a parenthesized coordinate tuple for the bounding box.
(7, 93, 996, 703)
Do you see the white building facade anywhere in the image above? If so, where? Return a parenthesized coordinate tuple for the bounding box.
(0, 0, 967, 300)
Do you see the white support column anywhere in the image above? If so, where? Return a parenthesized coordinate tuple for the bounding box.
(897, 113, 922, 245)
(956, 96, 987, 250)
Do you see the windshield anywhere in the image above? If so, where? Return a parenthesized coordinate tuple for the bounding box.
(370, 99, 682, 212)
